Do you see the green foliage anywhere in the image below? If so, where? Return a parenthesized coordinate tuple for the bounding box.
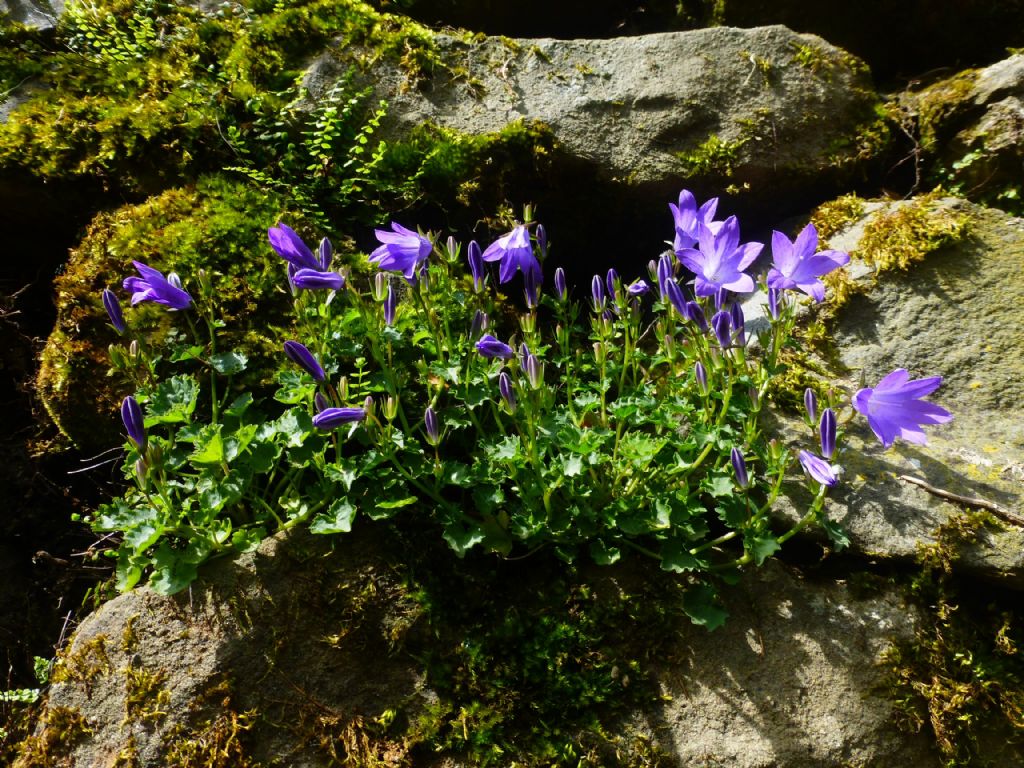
(674, 134, 747, 179)
(882, 512, 1024, 766)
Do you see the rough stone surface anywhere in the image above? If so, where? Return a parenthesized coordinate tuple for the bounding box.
(0, 0, 63, 32)
(21, 529, 939, 767)
(308, 26, 882, 209)
(777, 198, 1024, 585)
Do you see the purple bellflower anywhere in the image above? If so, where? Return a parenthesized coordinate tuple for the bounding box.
(853, 369, 952, 448)
(798, 450, 838, 487)
(121, 396, 146, 449)
(470, 310, 488, 339)
(384, 283, 397, 327)
(730, 302, 746, 347)
(481, 225, 541, 285)
(314, 392, 330, 413)
(102, 289, 126, 333)
(656, 253, 674, 299)
(536, 224, 548, 259)
(318, 237, 333, 271)
(684, 301, 709, 333)
(590, 274, 606, 311)
(523, 268, 540, 308)
(711, 310, 732, 349)
(123, 262, 193, 310)
(291, 269, 345, 291)
(663, 278, 687, 319)
(313, 407, 367, 431)
(268, 223, 320, 271)
(369, 222, 433, 281)
(499, 371, 517, 412)
(767, 223, 850, 302)
(524, 353, 544, 390)
(606, 268, 619, 301)
(627, 279, 650, 297)
(475, 334, 515, 360)
(424, 407, 441, 446)
(767, 286, 781, 319)
(670, 189, 719, 251)
(694, 361, 708, 394)
(675, 216, 762, 298)
(804, 388, 818, 424)
(554, 267, 567, 301)
(284, 341, 326, 382)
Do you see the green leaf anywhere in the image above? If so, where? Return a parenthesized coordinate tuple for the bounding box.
(225, 392, 254, 418)
(489, 436, 521, 461)
(562, 455, 583, 477)
(589, 539, 621, 565)
(749, 536, 781, 565)
(169, 344, 204, 362)
(310, 498, 357, 534)
(189, 425, 225, 466)
(682, 584, 728, 631)
(660, 539, 702, 573)
(821, 518, 850, 551)
(146, 375, 199, 425)
(325, 461, 359, 491)
(210, 351, 248, 375)
(442, 521, 485, 557)
(375, 496, 417, 511)
(149, 544, 199, 596)
(231, 526, 267, 553)
(275, 408, 313, 447)
(702, 473, 736, 499)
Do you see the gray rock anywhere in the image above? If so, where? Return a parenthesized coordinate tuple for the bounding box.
(22, 529, 938, 767)
(777, 198, 1024, 585)
(309, 26, 883, 208)
(0, 0, 63, 32)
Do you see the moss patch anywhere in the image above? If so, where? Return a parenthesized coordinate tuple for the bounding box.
(12, 705, 93, 767)
(162, 680, 258, 768)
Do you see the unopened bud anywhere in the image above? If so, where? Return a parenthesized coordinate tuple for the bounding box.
(383, 396, 399, 422)
(338, 376, 349, 401)
(129, 339, 140, 360)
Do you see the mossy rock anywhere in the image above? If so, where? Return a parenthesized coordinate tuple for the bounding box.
(36, 174, 298, 450)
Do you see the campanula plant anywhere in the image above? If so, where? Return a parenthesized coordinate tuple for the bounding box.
(90, 193, 951, 627)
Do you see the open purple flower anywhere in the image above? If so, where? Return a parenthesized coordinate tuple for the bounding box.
(123, 262, 193, 310)
(269, 223, 320, 271)
(798, 450, 838, 487)
(313, 407, 366, 431)
(369, 222, 433, 280)
(767, 223, 850, 302)
(853, 369, 952, 448)
(291, 269, 345, 291)
(481, 225, 541, 285)
(669, 189, 719, 251)
(675, 216, 762, 298)
(475, 334, 514, 360)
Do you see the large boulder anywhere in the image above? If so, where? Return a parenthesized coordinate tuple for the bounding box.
(18, 527, 940, 767)
(0, 0, 63, 33)
(776, 196, 1024, 585)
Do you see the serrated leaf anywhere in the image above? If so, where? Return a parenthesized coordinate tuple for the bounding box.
(562, 455, 583, 477)
(821, 518, 850, 551)
(442, 521, 485, 556)
(749, 536, 781, 565)
(225, 393, 254, 418)
(189, 425, 225, 466)
(210, 351, 248, 375)
(146, 375, 199, 425)
(703, 474, 736, 499)
(310, 498, 356, 534)
(660, 539, 701, 573)
(589, 539, 621, 565)
(682, 584, 728, 631)
(149, 544, 198, 596)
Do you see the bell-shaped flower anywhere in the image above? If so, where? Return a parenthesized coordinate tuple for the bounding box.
(313, 407, 367, 431)
(804, 387, 818, 424)
(123, 262, 193, 310)
(627, 279, 650, 297)
(383, 283, 397, 327)
(663, 278, 687, 318)
(318, 237, 333, 271)
(853, 369, 952, 448)
(475, 334, 514, 360)
(694, 361, 708, 394)
(798, 450, 838, 487)
(481, 225, 541, 285)
(675, 216, 762, 297)
(269, 223, 320, 271)
(711, 310, 732, 349)
(291, 269, 345, 291)
(684, 301, 708, 333)
(767, 223, 850, 302)
(369, 222, 433, 281)
(669, 189, 719, 251)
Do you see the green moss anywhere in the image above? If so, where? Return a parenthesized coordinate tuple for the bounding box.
(857, 190, 970, 272)
(49, 636, 111, 695)
(674, 134, 748, 179)
(881, 512, 1024, 766)
(908, 70, 979, 154)
(13, 705, 92, 767)
(810, 193, 865, 241)
(123, 666, 170, 726)
(162, 679, 259, 768)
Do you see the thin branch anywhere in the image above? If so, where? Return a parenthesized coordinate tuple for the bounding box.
(898, 474, 1024, 527)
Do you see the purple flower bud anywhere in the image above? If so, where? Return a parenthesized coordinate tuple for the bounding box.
(714, 287, 728, 310)
(525, 353, 544, 390)
(798, 450, 838, 487)
(656, 254, 673, 298)
(470, 310, 488, 339)
(664, 279, 687, 318)
(287, 263, 298, 293)
(730, 302, 746, 347)
(606, 268, 619, 301)
(499, 371, 517, 412)
(318, 237, 333, 271)
(102, 289, 126, 334)
(695, 361, 708, 394)
(269, 223, 320, 271)
(684, 301, 708, 332)
(468, 241, 485, 292)
(363, 395, 375, 417)
(804, 388, 817, 424)
(731, 447, 749, 488)
(519, 342, 531, 370)
(418, 261, 430, 290)
(554, 267, 567, 301)
(424, 406, 441, 446)
(314, 392, 330, 413)
(536, 224, 547, 259)
(292, 269, 345, 291)
(820, 407, 837, 459)
(384, 283, 396, 326)
(475, 334, 514, 360)
(121, 396, 146, 448)
(313, 407, 367, 431)
(523, 268, 539, 308)
(591, 274, 606, 311)
(284, 341, 326, 382)
(627, 280, 650, 297)
(167, 272, 183, 291)
(711, 310, 732, 349)
(767, 287, 781, 320)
